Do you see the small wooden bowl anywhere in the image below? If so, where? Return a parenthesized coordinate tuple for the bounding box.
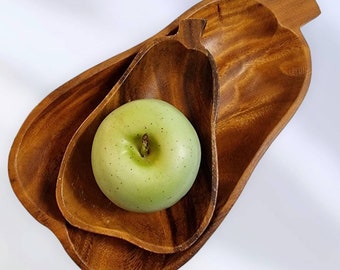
(56, 18, 220, 254)
(8, 0, 320, 269)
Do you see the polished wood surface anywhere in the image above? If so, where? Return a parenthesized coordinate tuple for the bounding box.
(8, 0, 320, 269)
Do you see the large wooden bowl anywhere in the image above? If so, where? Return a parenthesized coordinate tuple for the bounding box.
(8, 0, 320, 269)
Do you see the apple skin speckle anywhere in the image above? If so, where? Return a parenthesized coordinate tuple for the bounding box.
(91, 99, 201, 213)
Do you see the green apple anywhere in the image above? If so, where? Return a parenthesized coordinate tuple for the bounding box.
(91, 99, 201, 213)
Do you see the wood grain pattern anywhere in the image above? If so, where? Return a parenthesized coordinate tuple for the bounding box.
(8, 0, 320, 269)
(56, 19, 219, 254)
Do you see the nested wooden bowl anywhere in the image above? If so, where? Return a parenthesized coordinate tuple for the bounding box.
(8, 0, 320, 269)
(56, 18, 220, 254)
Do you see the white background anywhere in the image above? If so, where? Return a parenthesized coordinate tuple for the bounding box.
(1, 0, 339, 269)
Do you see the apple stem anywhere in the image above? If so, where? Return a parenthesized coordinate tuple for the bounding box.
(140, 133, 150, 157)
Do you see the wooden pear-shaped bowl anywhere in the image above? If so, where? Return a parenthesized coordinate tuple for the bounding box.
(8, 0, 320, 269)
(56, 19, 219, 254)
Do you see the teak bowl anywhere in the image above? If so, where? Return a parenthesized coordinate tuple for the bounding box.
(56, 18, 219, 254)
(8, 0, 320, 269)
